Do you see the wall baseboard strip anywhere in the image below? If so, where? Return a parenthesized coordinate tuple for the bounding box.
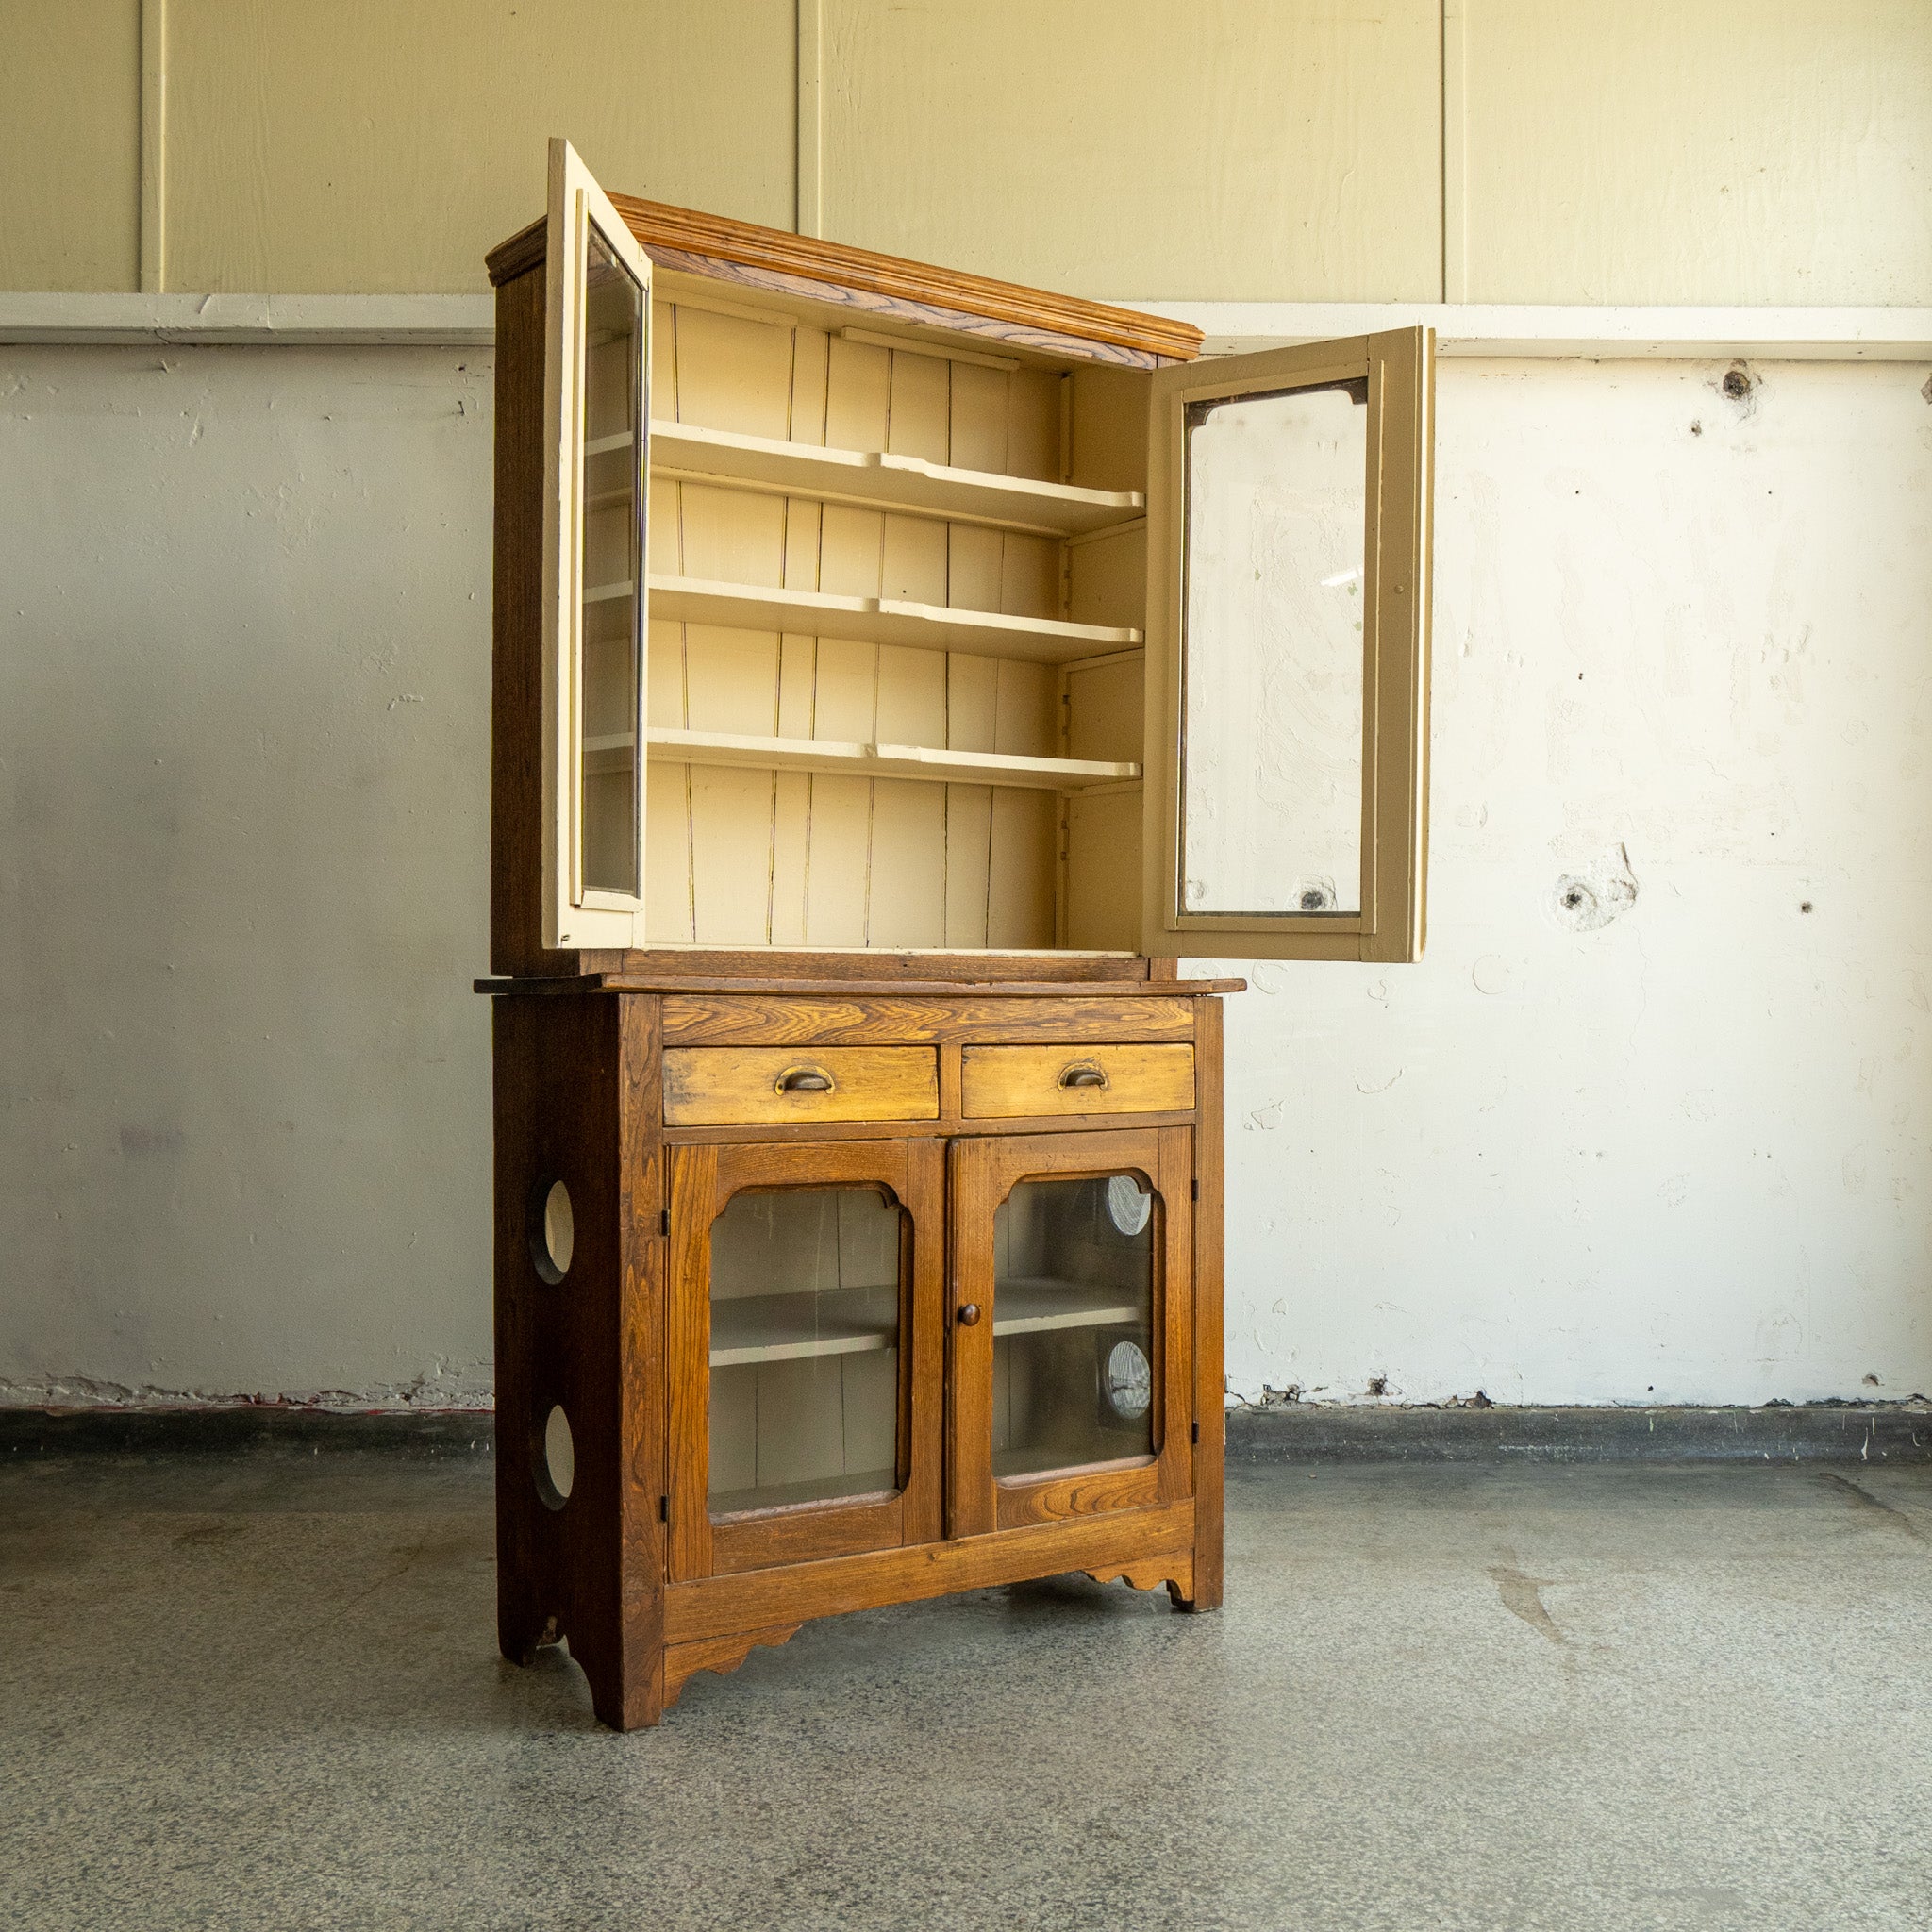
(4, 1402, 1927, 1462)
(1228, 1403, 1932, 1464)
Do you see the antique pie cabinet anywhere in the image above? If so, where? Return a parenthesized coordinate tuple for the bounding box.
(480, 142, 1435, 1729)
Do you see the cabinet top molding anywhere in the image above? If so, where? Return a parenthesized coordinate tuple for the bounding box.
(486, 195, 1205, 366)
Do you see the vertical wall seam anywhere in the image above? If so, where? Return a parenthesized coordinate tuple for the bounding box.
(1441, 0, 1469, 304)
(796, 0, 823, 239)
(139, 0, 167, 291)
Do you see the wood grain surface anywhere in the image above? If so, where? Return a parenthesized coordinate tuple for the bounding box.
(662, 1046, 940, 1125)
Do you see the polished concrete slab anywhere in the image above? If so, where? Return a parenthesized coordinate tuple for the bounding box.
(3, 1449, 1929, 1930)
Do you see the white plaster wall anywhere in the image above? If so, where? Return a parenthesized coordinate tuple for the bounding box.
(0, 344, 496, 1406)
(2, 343, 1928, 1407)
(1214, 357, 1932, 1405)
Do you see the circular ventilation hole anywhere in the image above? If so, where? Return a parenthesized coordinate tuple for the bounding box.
(535, 1404, 575, 1509)
(529, 1177, 574, 1283)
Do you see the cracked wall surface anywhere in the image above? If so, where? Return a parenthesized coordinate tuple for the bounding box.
(2, 346, 1929, 1407)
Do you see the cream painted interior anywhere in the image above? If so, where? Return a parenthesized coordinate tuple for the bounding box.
(2, 1, 1926, 304)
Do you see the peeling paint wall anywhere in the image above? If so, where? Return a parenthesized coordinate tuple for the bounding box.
(1, 347, 1928, 1407)
(1214, 357, 1932, 1406)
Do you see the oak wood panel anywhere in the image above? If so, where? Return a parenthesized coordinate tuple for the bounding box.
(662, 1045, 939, 1125)
(1184, 998, 1226, 1613)
(995, 1457, 1162, 1529)
(479, 971, 1247, 998)
(659, 994, 1196, 1045)
(663, 1624, 801, 1707)
(960, 1042, 1195, 1118)
(489, 198, 1204, 365)
(493, 992, 659, 1729)
(663, 1109, 1199, 1148)
(663, 1500, 1197, 1644)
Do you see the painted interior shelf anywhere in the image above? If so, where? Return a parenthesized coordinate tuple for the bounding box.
(599, 727, 1140, 791)
(991, 1279, 1144, 1336)
(605, 575, 1141, 664)
(709, 1287, 898, 1368)
(708, 1279, 1141, 1369)
(652, 419, 1144, 536)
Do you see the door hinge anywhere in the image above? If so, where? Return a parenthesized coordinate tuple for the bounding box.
(1191, 1420, 1200, 1444)
(1191, 1177, 1199, 1201)
(659, 1208, 670, 1237)
(658, 1495, 668, 1524)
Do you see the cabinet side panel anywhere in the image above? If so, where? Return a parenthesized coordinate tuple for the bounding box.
(491, 268, 557, 976)
(1190, 998, 1225, 1610)
(494, 994, 648, 1719)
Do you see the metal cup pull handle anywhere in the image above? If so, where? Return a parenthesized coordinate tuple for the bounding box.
(776, 1066, 835, 1093)
(1058, 1061, 1108, 1091)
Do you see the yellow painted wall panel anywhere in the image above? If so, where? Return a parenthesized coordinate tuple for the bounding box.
(818, 0, 1442, 301)
(1462, 0, 1932, 304)
(0, 0, 140, 291)
(163, 0, 794, 292)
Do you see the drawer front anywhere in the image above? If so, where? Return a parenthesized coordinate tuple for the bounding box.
(959, 1043, 1195, 1119)
(662, 1046, 939, 1126)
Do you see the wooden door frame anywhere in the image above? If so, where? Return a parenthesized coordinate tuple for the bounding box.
(666, 1137, 943, 1580)
(945, 1125, 1194, 1539)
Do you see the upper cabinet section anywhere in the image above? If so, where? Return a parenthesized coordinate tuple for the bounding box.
(489, 154, 1432, 975)
(541, 141, 652, 951)
(1142, 330, 1435, 963)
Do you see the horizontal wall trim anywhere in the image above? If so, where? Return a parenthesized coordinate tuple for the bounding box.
(1229, 1403, 1932, 1464)
(4, 1402, 1929, 1463)
(4, 294, 1928, 361)
(0, 292, 495, 345)
(1114, 302, 1932, 361)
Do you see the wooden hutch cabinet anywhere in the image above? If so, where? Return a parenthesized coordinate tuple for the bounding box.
(481, 142, 1435, 1729)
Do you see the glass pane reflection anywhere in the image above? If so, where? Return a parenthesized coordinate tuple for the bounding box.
(992, 1173, 1156, 1481)
(1180, 381, 1368, 917)
(578, 228, 644, 896)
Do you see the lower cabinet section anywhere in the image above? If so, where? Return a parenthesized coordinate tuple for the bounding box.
(491, 986, 1226, 1730)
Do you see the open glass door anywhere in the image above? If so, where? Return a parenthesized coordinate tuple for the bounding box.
(541, 138, 652, 949)
(947, 1128, 1193, 1536)
(1142, 328, 1433, 962)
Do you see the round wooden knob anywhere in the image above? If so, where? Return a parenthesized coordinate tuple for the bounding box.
(957, 1303, 981, 1327)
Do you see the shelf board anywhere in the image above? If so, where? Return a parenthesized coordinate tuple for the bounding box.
(632, 727, 1139, 791)
(652, 419, 1143, 537)
(992, 1278, 1145, 1337)
(648, 574, 1140, 664)
(708, 1286, 898, 1367)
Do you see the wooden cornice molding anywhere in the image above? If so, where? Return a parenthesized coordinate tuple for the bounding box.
(487, 198, 1203, 366)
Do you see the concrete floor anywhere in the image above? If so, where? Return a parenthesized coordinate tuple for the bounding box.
(3, 1451, 1929, 1932)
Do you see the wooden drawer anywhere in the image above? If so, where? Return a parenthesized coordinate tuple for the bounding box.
(662, 1046, 939, 1126)
(959, 1043, 1195, 1119)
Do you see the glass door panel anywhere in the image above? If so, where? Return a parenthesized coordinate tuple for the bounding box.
(668, 1141, 941, 1581)
(948, 1128, 1193, 1539)
(992, 1174, 1156, 1480)
(541, 137, 651, 949)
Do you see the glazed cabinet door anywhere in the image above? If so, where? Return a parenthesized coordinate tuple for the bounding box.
(1143, 328, 1434, 962)
(541, 138, 653, 950)
(665, 1140, 943, 1579)
(947, 1128, 1193, 1535)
